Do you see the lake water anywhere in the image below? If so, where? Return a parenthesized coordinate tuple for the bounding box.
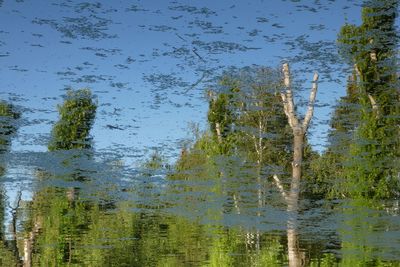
(0, 0, 399, 266)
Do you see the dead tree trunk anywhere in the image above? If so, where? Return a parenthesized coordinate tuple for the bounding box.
(23, 216, 42, 267)
(273, 63, 319, 267)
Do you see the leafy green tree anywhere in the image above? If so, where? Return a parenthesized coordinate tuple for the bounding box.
(18, 89, 97, 265)
(337, 0, 400, 198)
(0, 101, 20, 154)
(207, 91, 235, 141)
(228, 66, 292, 168)
(310, 73, 359, 197)
(48, 89, 97, 151)
(0, 101, 20, 204)
(205, 66, 318, 171)
(175, 66, 318, 194)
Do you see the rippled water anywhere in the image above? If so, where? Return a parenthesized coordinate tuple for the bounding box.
(0, 150, 398, 266)
(1, 0, 400, 266)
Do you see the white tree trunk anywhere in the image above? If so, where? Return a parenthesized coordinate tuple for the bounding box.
(275, 63, 319, 267)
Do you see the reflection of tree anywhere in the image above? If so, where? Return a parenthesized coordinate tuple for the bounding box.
(271, 63, 319, 267)
(0, 101, 20, 265)
(21, 88, 98, 266)
(336, 0, 399, 198)
(171, 64, 322, 266)
(48, 88, 97, 151)
(24, 183, 290, 267)
(0, 101, 20, 153)
(310, 73, 359, 197)
(206, 66, 297, 168)
(27, 186, 92, 266)
(339, 199, 400, 266)
(16, 86, 216, 266)
(207, 229, 285, 266)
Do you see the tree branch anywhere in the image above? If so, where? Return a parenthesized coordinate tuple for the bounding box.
(8, 191, 22, 212)
(252, 135, 260, 155)
(355, 64, 379, 117)
(367, 94, 378, 111)
(282, 63, 291, 88)
(273, 174, 288, 202)
(302, 72, 319, 131)
(281, 63, 300, 129)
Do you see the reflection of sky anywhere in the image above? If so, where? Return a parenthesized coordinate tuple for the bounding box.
(0, 0, 367, 162)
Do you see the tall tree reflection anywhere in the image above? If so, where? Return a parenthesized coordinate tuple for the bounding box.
(23, 88, 97, 266)
(0, 101, 20, 265)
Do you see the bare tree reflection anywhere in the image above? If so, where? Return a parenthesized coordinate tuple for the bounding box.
(273, 63, 319, 267)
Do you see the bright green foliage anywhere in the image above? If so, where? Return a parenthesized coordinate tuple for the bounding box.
(338, 1, 398, 96)
(207, 230, 285, 267)
(0, 243, 18, 266)
(230, 67, 292, 167)
(17, 181, 400, 266)
(29, 187, 92, 266)
(206, 67, 294, 167)
(330, 74, 360, 134)
(48, 89, 97, 151)
(25, 180, 211, 266)
(207, 75, 240, 137)
(171, 132, 223, 180)
(338, 199, 400, 267)
(309, 253, 339, 267)
(0, 101, 20, 153)
(208, 92, 235, 139)
(335, 0, 400, 199)
(310, 74, 359, 198)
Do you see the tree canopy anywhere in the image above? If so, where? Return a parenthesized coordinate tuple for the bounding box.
(48, 89, 97, 151)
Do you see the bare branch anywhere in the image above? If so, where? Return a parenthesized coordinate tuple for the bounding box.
(280, 92, 289, 114)
(368, 94, 378, 111)
(262, 143, 268, 151)
(281, 64, 300, 129)
(8, 191, 22, 213)
(302, 72, 319, 131)
(273, 174, 288, 202)
(368, 94, 380, 118)
(282, 63, 291, 88)
(252, 135, 260, 155)
(282, 64, 296, 115)
(175, 33, 187, 42)
(281, 92, 296, 129)
(192, 48, 206, 62)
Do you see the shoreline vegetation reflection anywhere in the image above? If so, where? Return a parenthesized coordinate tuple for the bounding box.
(0, 0, 399, 266)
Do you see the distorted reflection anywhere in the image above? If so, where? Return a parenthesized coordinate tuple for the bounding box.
(0, 0, 399, 266)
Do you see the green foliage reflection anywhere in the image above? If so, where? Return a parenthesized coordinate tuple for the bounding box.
(48, 89, 97, 151)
